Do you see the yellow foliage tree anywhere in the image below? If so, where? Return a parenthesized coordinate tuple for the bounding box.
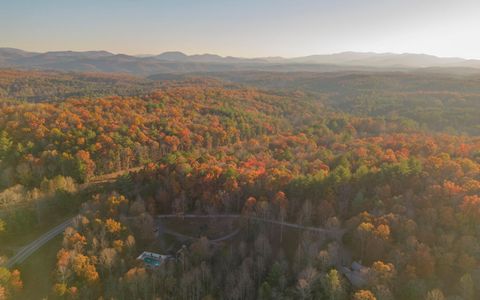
(353, 290, 377, 300)
(105, 218, 122, 234)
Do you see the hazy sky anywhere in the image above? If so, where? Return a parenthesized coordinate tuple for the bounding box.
(2, 0, 480, 58)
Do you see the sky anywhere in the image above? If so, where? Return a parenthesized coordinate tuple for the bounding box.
(1, 0, 480, 59)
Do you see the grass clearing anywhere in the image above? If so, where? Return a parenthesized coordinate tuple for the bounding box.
(16, 235, 62, 300)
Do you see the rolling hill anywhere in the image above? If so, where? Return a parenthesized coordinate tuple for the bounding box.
(2, 48, 480, 75)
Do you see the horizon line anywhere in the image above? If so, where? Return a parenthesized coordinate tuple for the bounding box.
(1, 46, 476, 61)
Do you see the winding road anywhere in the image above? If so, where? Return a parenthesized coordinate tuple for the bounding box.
(2, 167, 143, 268)
(3, 218, 73, 268)
(2, 213, 345, 269)
(157, 214, 346, 236)
(160, 226, 242, 243)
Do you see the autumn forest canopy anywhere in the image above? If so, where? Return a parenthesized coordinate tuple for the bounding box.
(1, 68, 480, 300)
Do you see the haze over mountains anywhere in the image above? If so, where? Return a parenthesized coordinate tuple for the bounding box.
(1, 47, 480, 75)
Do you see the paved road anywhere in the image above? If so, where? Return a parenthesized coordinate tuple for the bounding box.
(161, 227, 241, 243)
(2, 213, 345, 269)
(157, 214, 346, 236)
(1, 167, 142, 269)
(3, 218, 73, 268)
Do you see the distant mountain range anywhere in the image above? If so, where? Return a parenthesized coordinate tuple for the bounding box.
(1, 47, 480, 75)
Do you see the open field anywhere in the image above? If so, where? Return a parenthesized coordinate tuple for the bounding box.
(16, 236, 62, 300)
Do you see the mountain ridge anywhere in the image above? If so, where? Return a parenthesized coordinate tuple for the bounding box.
(1, 47, 480, 75)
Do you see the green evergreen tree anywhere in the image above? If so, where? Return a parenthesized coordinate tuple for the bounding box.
(0, 131, 13, 161)
(258, 282, 272, 300)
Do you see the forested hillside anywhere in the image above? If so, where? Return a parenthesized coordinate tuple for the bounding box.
(0, 69, 159, 102)
(202, 71, 480, 135)
(1, 70, 480, 299)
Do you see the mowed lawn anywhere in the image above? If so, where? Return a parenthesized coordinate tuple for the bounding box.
(16, 236, 62, 299)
